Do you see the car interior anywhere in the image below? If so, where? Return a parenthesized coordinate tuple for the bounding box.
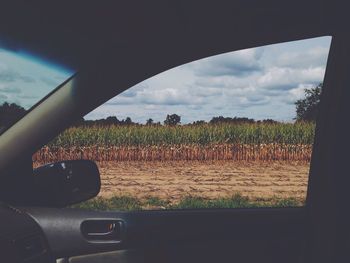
(0, 1, 350, 262)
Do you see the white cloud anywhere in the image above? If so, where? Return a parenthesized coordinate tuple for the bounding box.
(191, 48, 264, 77)
(83, 37, 332, 123)
(276, 46, 330, 68)
(285, 83, 315, 104)
(257, 66, 325, 91)
(138, 88, 203, 105)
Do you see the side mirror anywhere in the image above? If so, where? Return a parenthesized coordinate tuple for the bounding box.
(33, 160, 101, 207)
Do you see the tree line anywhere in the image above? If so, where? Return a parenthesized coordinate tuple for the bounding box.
(74, 114, 279, 127)
(0, 83, 322, 128)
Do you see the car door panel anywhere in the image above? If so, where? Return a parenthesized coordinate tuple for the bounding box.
(25, 207, 305, 262)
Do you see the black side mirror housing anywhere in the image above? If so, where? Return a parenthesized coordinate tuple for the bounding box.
(32, 160, 101, 207)
(0, 157, 100, 207)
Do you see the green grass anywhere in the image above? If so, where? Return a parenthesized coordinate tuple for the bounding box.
(50, 122, 315, 147)
(143, 196, 170, 207)
(72, 194, 303, 211)
(73, 196, 142, 211)
(272, 197, 301, 207)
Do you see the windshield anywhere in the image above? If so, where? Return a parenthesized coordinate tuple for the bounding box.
(0, 47, 74, 133)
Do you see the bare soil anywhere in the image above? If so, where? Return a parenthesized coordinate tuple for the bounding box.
(97, 161, 309, 203)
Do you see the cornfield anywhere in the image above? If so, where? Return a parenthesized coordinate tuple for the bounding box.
(33, 122, 315, 163)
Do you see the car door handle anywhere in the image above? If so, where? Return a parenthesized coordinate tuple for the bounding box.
(81, 220, 123, 241)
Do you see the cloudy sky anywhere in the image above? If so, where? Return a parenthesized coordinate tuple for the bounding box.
(0, 36, 331, 123)
(0, 49, 72, 109)
(86, 36, 331, 123)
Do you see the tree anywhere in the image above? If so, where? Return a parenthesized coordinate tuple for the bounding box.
(123, 117, 132, 125)
(105, 116, 120, 125)
(191, 120, 206, 125)
(257, 119, 279, 124)
(146, 118, 154, 125)
(164, 114, 181, 126)
(0, 102, 26, 128)
(295, 83, 322, 122)
(209, 116, 255, 124)
(72, 117, 85, 127)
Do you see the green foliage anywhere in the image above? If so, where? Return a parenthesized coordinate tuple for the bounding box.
(271, 197, 300, 207)
(173, 194, 252, 209)
(295, 83, 322, 122)
(146, 118, 154, 125)
(108, 196, 142, 210)
(49, 122, 315, 147)
(73, 194, 303, 211)
(164, 114, 181, 126)
(0, 102, 26, 128)
(72, 196, 142, 211)
(209, 116, 255, 124)
(144, 196, 169, 207)
(72, 197, 110, 211)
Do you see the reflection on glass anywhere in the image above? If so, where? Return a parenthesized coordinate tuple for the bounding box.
(0, 47, 73, 132)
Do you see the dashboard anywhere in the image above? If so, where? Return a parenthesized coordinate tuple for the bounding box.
(0, 204, 53, 263)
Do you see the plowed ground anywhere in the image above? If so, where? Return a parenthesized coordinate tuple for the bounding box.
(97, 161, 309, 203)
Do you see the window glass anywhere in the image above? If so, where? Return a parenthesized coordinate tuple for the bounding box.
(34, 36, 331, 210)
(0, 46, 74, 133)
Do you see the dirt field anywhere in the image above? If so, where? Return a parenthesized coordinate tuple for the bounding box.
(97, 161, 310, 203)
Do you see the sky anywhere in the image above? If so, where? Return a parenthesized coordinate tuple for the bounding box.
(86, 36, 331, 123)
(0, 36, 331, 123)
(0, 48, 72, 109)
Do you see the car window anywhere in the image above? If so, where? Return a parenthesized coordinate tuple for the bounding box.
(0, 46, 74, 133)
(34, 36, 331, 210)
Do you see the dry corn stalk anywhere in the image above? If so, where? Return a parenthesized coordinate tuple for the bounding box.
(33, 143, 312, 164)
